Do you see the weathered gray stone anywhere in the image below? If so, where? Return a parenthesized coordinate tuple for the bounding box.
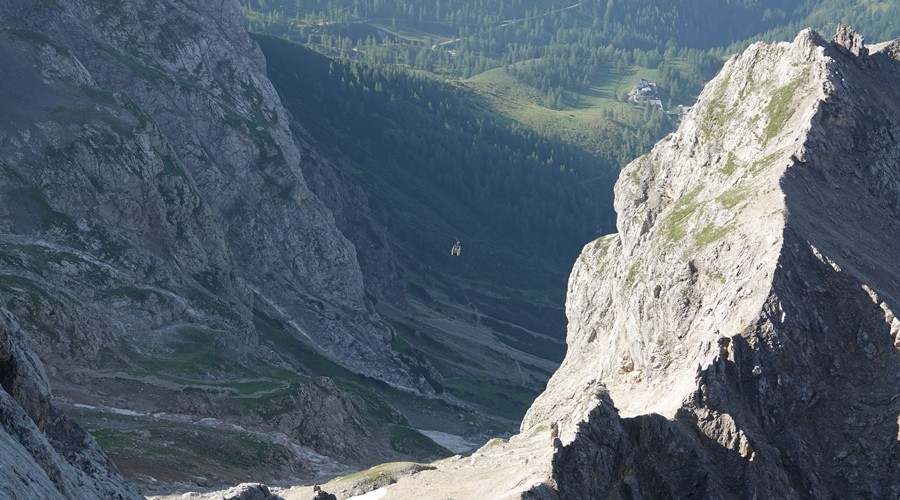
(296, 139, 409, 311)
(0, 0, 433, 395)
(833, 24, 868, 58)
(210, 482, 280, 500)
(0, 308, 140, 499)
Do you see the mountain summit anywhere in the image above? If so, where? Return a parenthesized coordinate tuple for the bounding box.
(344, 26, 900, 499)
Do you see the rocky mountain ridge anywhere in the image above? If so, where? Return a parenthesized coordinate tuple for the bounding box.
(293, 26, 900, 499)
(533, 25, 900, 499)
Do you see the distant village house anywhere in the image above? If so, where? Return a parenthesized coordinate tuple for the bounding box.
(628, 77, 691, 125)
(628, 77, 664, 112)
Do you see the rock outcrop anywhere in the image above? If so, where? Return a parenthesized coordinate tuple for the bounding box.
(0, 308, 140, 499)
(209, 483, 280, 500)
(295, 133, 409, 311)
(523, 26, 900, 498)
(0, 0, 432, 393)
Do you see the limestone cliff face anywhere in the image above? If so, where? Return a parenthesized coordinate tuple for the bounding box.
(0, 0, 430, 393)
(521, 27, 900, 498)
(294, 134, 409, 310)
(0, 309, 140, 499)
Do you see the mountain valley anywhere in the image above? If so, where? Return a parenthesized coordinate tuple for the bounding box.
(0, 0, 898, 498)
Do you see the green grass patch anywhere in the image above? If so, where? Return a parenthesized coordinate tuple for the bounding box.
(625, 262, 640, 287)
(6, 186, 76, 232)
(51, 86, 139, 139)
(591, 235, 614, 257)
(387, 424, 448, 456)
(253, 309, 355, 379)
(252, 309, 452, 455)
(235, 379, 310, 419)
(333, 378, 402, 425)
(406, 281, 433, 304)
(39, 0, 62, 10)
(480, 316, 566, 362)
(336, 461, 438, 492)
(73, 409, 294, 472)
(186, 287, 241, 322)
(664, 185, 704, 241)
(749, 151, 783, 175)
(695, 222, 734, 248)
(90, 224, 130, 259)
(122, 326, 240, 378)
(0, 241, 112, 289)
(466, 290, 566, 345)
(464, 63, 671, 165)
(764, 74, 806, 140)
(484, 437, 506, 449)
(0, 274, 56, 302)
(0, 248, 26, 269)
(702, 76, 736, 136)
(716, 185, 749, 209)
(98, 43, 165, 81)
(169, 327, 223, 357)
(338, 462, 401, 483)
(335, 378, 452, 455)
(0, 274, 65, 341)
(719, 152, 738, 175)
(79, 84, 118, 105)
(161, 156, 187, 178)
(220, 379, 286, 395)
(193, 271, 225, 294)
(586, 234, 616, 277)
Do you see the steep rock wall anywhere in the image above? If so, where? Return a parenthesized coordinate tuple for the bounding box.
(522, 27, 900, 498)
(0, 0, 429, 392)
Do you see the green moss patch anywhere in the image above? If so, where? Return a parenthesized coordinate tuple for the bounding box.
(67, 406, 296, 480)
(99, 286, 165, 303)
